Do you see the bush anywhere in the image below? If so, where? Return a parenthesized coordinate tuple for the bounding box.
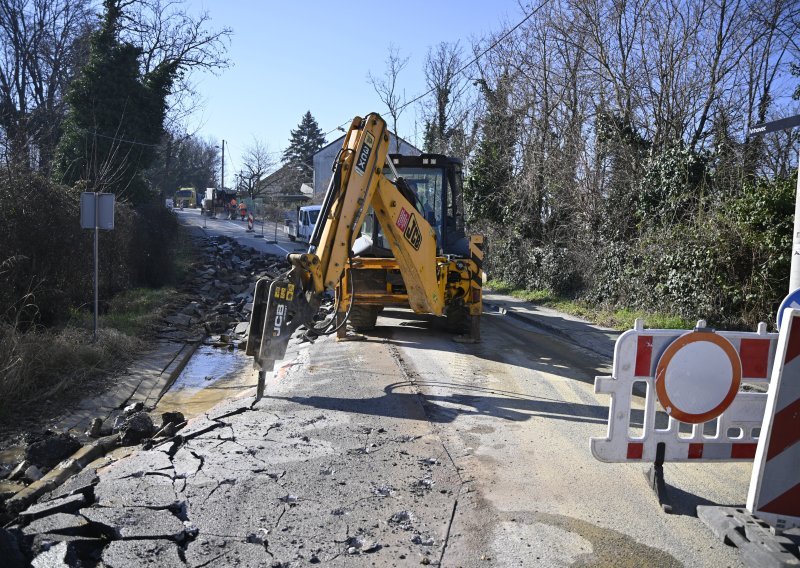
(0, 171, 181, 327)
(588, 175, 794, 329)
(484, 227, 583, 296)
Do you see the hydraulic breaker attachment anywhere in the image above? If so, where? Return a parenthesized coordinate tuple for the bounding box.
(246, 268, 319, 373)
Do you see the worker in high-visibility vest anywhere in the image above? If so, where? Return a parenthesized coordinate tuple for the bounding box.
(238, 201, 247, 221)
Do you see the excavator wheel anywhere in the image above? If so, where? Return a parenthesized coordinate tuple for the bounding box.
(348, 305, 380, 331)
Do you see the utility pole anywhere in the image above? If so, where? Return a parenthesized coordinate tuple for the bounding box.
(221, 139, 226, 192)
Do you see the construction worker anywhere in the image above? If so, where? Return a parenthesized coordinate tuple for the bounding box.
(239, 201, 247, 221)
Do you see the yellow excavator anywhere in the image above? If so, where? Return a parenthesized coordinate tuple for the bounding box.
(246, 113, 484, 392)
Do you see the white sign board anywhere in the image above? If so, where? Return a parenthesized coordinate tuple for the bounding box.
(80, 192, 115, 230)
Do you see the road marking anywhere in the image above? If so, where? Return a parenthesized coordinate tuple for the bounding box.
(271, 243, 293, 255)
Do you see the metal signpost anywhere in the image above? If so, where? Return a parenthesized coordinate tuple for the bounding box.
(80, 192, 115, 341)
(748, 114, 800, 293)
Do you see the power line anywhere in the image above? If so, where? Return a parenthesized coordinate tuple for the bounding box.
(396, 0, 551, 115)
(89, 130, 161, 148)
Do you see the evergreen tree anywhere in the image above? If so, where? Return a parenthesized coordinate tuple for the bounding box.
(281, 111, 326, 180)
(54, 0, 178, 204)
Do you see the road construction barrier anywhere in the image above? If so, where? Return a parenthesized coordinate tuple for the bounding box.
(592, 319, 779, 463)
(246, 212, 254, 232)
(747, 308, 800, 530)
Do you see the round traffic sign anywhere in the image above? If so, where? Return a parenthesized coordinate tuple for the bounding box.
(777, 288, 800, 330)
(654, 331, 741, 424)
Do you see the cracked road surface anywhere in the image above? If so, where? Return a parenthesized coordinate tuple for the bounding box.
(19, 308, 755, 566)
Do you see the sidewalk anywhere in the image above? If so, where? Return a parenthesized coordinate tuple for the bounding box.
(55, 338, 201, 436)
(482, 292, 621, 360)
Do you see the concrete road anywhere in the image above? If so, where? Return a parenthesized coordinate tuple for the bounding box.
(48, 311, 755, 567)
(378, 310, 750, 567)
(174, 207, 307, 256)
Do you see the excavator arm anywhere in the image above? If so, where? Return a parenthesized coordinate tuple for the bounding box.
(246, 113, 444, 377)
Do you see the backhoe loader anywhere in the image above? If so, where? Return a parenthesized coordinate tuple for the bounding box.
(245, 113, 484, 392)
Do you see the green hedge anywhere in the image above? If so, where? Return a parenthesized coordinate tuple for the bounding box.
(0, 172, 180, 327)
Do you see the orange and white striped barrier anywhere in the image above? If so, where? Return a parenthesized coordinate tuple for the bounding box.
(747, 308, 800, 530)
(592, 319, 779, 463)
(246, 212, 254, 232)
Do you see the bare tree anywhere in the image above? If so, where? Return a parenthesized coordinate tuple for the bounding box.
(238, 138, 278, 200)
(0, 0, 94, 171)
(116, 0, 232, 128)
(367, 45, 409, 151)
(419, 41, 479, 158)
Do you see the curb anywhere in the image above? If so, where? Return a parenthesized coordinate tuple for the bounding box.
(156, 338, 203, 402)
(4, 435, 120, 516)
(483, 299, 616, 360)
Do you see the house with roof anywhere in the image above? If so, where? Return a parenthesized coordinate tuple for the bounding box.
(312, 131, 421, 196)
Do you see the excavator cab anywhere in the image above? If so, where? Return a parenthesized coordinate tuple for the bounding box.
(353, 154, 469, 258)
(345, 153, 481, 335)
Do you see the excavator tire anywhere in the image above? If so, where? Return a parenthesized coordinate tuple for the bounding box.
(348, 305, 380, 331)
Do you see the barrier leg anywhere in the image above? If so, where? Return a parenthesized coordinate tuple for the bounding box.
(644, 442, 673, 514)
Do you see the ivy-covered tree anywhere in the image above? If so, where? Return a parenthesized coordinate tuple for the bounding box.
(466, 74, 515, 224)
(281, 111, 326, 181)
(54, 0, 178, 204)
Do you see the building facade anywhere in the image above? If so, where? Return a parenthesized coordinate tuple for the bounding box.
(312, 132, 420, 196)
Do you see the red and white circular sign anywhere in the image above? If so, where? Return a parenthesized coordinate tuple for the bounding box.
(654, 331, 742, 424)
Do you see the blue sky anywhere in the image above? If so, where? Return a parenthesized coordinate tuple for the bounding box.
(185, 0, 525, 183)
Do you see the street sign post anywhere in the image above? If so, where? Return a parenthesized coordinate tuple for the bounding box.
(748, 114, 800, 295)
(80, 192, 116, 341)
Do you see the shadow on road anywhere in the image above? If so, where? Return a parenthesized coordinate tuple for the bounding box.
(268, 379, 608, 426)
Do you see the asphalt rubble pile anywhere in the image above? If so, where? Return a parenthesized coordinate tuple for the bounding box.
(0, 236, 292, 564)
(168, 234, 290, 349)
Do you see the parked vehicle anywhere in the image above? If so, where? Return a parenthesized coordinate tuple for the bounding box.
(174, 187, 197, 208)
(286, 205, 321, 243)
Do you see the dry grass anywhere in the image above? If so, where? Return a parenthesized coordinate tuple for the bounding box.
(0, 324, 142, 419)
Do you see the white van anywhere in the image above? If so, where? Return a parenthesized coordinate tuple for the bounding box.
(286, 205, 321, 243)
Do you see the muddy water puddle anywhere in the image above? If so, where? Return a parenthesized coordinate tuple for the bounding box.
(157, 346, 254, 419)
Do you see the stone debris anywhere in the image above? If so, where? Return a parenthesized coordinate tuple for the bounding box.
(22, 512, 90, 537)
(8, 460, 29, 481)
(24, 465, 43, 482)
(19, 493, 87, 521)
(87, 417, 103, 438)
(122, 402, 144, 416)
(279, 494, 299, 504)
(373, 483, 394, 497)
(412, 534, 436, 546)
(161, 411, 185, 428)
(25, 432, 81, 469)
(389, 510, 416, 530)
(118, 412, 154, 446)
